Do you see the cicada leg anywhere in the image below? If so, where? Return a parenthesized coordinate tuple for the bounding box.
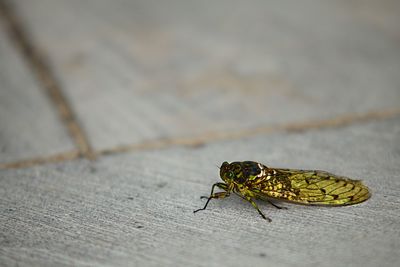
(194, 182, 229, 213)
(244, 197, 272, 222)
(266, 200, 287, 210)
(233, 192, 272, 222)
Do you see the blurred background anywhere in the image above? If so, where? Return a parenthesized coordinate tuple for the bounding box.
(1, 0, 399, 165)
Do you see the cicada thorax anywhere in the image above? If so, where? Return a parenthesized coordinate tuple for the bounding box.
(219, 162, 259, 195)
(226, 161, 263, 184)
(229, 161, 290, 188)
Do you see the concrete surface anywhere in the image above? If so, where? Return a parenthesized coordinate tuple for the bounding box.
(10, 0, 400, 150)
(1, 118, 400, 267)
(0, 22, 75, 164)
(0, 0, 400, 267)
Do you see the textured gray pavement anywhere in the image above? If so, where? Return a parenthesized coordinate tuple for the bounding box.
(0, 22, 75, 164)
(1, 1, 400, 267)
(1, 118, 400, 267)
(10, 0, 400, 150)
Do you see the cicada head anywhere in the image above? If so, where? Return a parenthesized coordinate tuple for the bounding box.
(220, 161, 266, 185)
(219, 161, 234, 183)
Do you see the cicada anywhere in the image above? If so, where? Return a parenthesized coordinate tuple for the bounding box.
(194, 161, 370, 221)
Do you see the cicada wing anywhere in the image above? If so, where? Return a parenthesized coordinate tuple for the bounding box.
(280, 169, 371, 205)
(254, 168, 371, 206)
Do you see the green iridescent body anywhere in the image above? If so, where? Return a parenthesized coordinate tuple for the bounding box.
(194, 161, 370, 221)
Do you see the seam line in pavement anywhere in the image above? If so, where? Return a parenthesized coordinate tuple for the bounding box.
(0, 151, 81, 169)
(96, 108, 400, 156)
(1, 108, 399, 169)
(0, 0, 95, 160)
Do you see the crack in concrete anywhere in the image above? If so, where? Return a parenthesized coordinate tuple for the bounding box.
(1, 108, 399, 169)
(96, 108, 400, 156)
(0, 0, 95, 160)
(0, 150, 80, 169)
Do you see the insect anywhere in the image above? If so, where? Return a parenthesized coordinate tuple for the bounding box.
(194, 161, 370, 222)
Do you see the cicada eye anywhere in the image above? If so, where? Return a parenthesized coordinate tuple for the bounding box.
(221, 162, 229, 169)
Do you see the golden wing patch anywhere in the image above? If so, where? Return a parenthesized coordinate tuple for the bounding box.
(286, 170, 371, 205)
